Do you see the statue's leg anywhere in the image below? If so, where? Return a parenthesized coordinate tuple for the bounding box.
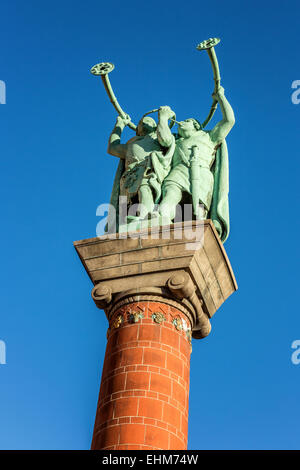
(138, 184, 154, 218)
(159, 185, 182, 221)
(197, 205, 208, 220)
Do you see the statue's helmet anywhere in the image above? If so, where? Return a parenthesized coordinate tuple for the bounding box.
(136, 116, 157, 136)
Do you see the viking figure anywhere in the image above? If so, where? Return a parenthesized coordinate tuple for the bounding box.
(106, 107, 175, 229)
(159, 86, 235, 242)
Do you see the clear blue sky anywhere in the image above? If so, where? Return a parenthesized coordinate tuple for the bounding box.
(1, 0, 299, 450)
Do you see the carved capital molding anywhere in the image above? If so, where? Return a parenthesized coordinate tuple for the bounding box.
(92, 282, 210, 339)
(91, 284, 112, 309)
(167, 272, 210, 339)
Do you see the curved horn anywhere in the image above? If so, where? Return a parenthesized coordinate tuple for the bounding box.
(141, 108, 177, 129)
(90, 62, 137, 131)
(196, 38, 221, 129)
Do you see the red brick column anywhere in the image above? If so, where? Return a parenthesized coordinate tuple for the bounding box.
(91, 300, 192, 450)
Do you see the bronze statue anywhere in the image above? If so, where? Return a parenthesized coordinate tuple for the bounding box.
(91, 37, 235, 242)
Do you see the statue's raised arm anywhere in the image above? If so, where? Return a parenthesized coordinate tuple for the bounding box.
(209, 86, 235, 145)
(157, 106, 176, 148)
(107, 114, 132, 159)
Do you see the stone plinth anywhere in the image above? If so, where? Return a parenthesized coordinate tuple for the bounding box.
(74, 220, 237, 449)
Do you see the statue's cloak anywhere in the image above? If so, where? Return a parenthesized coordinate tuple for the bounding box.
(106, 158, 124, 233)
(209, 140, 229, 242)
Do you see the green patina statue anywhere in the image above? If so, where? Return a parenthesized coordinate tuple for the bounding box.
(107, 111, 175, 221)
(91, 38, 235, 242)
(158, 87, 234, 242)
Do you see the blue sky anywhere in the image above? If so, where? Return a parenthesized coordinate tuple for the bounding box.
(0, 0, 299, 450)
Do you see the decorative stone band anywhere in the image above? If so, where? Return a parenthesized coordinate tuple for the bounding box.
(105, 289, 194, 328)
(107, 300, 193, 346)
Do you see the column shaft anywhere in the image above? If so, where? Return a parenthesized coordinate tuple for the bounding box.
(91, 300, 192, 450)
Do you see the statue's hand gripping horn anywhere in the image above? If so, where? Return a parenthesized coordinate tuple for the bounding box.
(90, 62, 137, 131)
(196, 37, 221, 129)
